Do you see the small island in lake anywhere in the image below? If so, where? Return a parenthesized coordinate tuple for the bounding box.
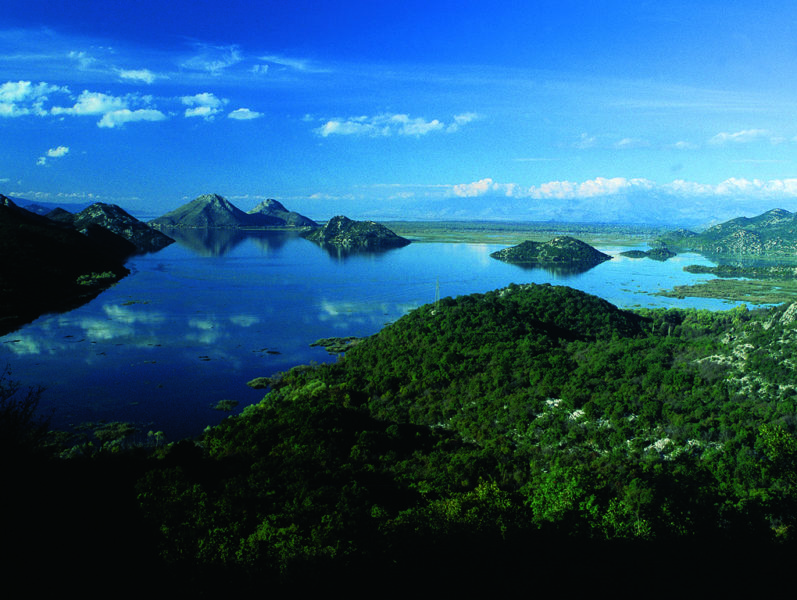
(620, 247, 676, 261)
(301, 215, 411, 251)
(490, 235, 611, 267)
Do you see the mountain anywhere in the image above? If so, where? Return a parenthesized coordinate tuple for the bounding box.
(657, 208, 797, 255)
(150, 193, 317, 229)
(67, 203, 174, 254)
(150, 193, 253, 228)
(490, 235, 612, 266)
(301, 215, 411, 252)
(0, 195, 129, 335)
(247, 199, 318, 228)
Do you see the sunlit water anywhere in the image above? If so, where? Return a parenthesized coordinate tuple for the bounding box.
(1, 230, 737, 439)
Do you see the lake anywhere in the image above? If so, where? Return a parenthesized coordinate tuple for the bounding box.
(0, 229, 737, 441)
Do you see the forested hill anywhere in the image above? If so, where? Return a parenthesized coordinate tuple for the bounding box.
(125, 282, 797, 585)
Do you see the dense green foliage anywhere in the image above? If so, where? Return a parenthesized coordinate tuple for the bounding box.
(130, 283, 797, 583)
(8, 283, 797, 588)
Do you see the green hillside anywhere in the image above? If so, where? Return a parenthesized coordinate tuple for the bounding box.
(658, 208, 797, 255)
(10, 283, 797, 588)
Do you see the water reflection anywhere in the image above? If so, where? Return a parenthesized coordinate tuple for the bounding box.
(501, 262, 605, 276)
(164, 228, 300, 256)
(309, 241, 409, 260)
(0, 232, 747, 440)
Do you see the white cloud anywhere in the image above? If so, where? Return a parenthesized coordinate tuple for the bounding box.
(51, 90, 127, 116)
(118, 68, 157, 84)
(98, 108, 167, 128)
(181, 92, 227, 119)
(0, 80, 67, 117)
(614, 137, 649, 149)
(316, 112, 473, 137)
(228, 108, 262, 120)
(47, 145, 69, 158)
(36, 145, 70, 166)
(708, 129, 770, 145)
(257, 54, 329, 73)
(447, 112, 480, 132)
(445, 175, 797, 202)
(181, 44, 242, 75)
(68, 50, 97, 70)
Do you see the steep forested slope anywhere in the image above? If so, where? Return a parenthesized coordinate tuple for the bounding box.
(131, 283, 797, 583)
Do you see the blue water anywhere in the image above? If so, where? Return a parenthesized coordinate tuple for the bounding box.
(0, 231, 735, 439)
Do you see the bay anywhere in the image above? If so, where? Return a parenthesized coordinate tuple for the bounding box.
(0, 230, 736, 440)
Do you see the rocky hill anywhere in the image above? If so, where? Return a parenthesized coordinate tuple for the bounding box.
(151, 193, 317, 229)
(247, 199, 318, 228)
(61, 203, 174, 254)
(490, 235, 612, 266)
(657, 208, 797, 255)
(301, 215, 411, 251)
(0, 195, 129, 334)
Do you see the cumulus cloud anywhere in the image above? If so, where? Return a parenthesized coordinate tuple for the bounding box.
(37, 145, 70, 166)
(51, 90, 127, 116)
(118, 68, 157, 84)
(0, 80, 67, 117)
(98, 108, 167, 128)
(228, 107, 262, 120)
(316, 112, 474, 137)
(445, 175, 797, 202)
(181, 92, 228, 119)
(708, 129, 770, 145)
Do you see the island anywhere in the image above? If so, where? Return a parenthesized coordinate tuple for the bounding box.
(490, 235, 612, 267)
(301, 215, 411, 252)
(619, 247, 676, 261)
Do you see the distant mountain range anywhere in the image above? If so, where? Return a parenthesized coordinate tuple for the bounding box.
(149, 193, 318, 229)
(656, 208, 797, 255)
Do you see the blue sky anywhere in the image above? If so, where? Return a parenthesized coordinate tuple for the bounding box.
(3, 1, 797, 225)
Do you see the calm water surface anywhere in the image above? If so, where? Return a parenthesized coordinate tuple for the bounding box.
(1, 231, 738, 439)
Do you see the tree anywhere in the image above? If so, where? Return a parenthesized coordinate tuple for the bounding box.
(0, 365, 50, 459)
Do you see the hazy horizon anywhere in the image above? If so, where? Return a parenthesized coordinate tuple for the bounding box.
(4, 1, 797, 224)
